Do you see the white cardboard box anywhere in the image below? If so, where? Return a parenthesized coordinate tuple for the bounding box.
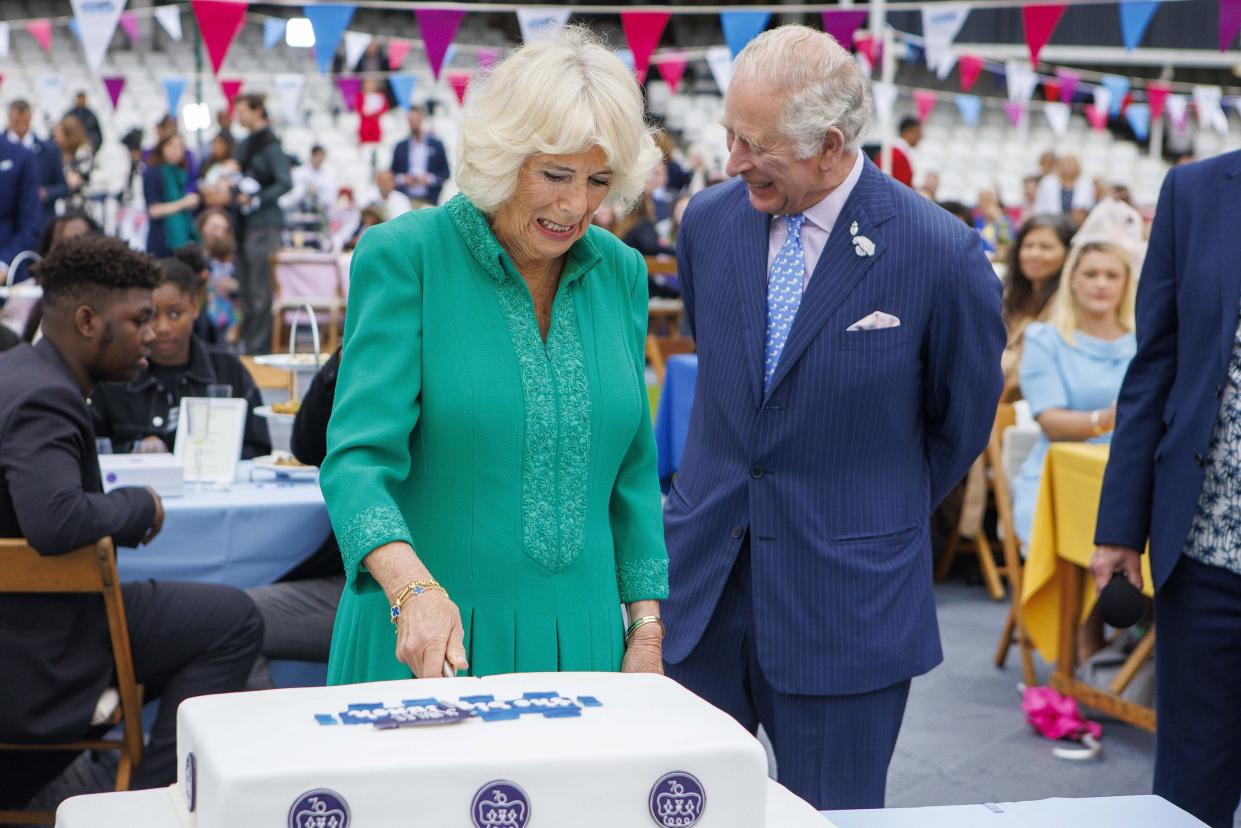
(99, 453, 184, 498)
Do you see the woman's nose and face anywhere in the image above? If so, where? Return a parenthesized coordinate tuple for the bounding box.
(149, 283, 199, 366)
(1072, 250, 1128, 320)
(493, 146, 614, 268)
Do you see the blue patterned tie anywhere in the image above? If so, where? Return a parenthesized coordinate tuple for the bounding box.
(764, 213, 807, 391)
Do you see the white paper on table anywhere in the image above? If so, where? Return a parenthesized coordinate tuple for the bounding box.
(173, 397, 247, 485)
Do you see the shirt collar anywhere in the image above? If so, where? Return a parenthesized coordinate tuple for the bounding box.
(795, 150, 865, 236)
(5, 130, 34, 149)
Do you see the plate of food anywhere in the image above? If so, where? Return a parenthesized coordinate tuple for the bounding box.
(250, 452, 318, 478)
(255, 400, 300, 421)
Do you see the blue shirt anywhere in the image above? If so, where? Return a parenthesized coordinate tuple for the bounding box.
(1012, 322, 1136, 543)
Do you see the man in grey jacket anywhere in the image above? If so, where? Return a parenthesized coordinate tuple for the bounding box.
(232, 94, 291, 354)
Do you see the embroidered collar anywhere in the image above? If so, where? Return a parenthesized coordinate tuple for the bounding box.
(444, 192, 602, 286)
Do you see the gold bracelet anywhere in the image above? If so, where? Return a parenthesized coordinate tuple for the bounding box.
(624, 615, 664, 645)
(1090, 409, 1106, 436)
(390, 579, 446, 627)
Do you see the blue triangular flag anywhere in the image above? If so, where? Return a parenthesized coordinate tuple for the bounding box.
(304, 4, 355, 74)
(389, 74, 416, 111)
(69, 18, 81, 41)
(1119, 2, 1160, 51)
(1101, 74, 1130, 116)
(162, 76, 187, 113)
(955, 94, 982, 126)
(1126, 102, 1151, 141)
(264, 19, 286, 50)
(720, 11, 771, 58)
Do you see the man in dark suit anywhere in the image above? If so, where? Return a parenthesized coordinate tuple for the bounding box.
(7, 99, 69, 229)
(390, 105, 450, 205)
(0, 131, 41, 277)
(661, 25, 1004, 810)
(1093, 149, 1241, 828)
(0, 236, 263, 810)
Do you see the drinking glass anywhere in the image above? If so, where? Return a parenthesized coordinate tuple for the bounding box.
(183, 399, 212, 491)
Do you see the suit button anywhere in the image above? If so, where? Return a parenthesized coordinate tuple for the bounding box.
(731, 525, 744, 539)
(1195, 453, 1205, 466)
(750, 465, 765, 479)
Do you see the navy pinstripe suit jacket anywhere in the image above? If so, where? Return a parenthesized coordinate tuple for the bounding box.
(662, 158, 1005, 696)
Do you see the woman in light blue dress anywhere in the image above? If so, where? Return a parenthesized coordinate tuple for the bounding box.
(1012, 240, 1140, 547)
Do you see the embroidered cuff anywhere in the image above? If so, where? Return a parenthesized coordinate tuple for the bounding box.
(338, 505, 413, 581)
(616, 558, 669, 603)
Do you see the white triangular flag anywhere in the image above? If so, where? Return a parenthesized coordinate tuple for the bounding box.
(1092, 85, 1112, 116)
(706, 45, 734, 94)
(1192, 84, 1226, 133)
(343, 31, 372, 71)
(922, 4, 969, 82)
(154, 5, 181, 42)
(275, 73, 307, 124)
(1044, 101, 1070, 137)
(1005, 60, 1038, 102)
(516, 8, 571, 43)
(40, 75, 66, 117)
(1165, 94, 1188, 131)
(0, 23, 9, 60)
(872, 81, 898, 125)
(934, 54, 958, 81)
(71, 0, 127, 73)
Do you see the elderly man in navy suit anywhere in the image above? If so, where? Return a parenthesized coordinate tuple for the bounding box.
(1093, 149, 1241, 828)
(662, 25, 1004, 810)
(0, 133, 41, 277)
(7, 99, 68, 228)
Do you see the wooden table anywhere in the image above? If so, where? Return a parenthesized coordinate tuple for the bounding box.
(1018, 443, 1157, 731)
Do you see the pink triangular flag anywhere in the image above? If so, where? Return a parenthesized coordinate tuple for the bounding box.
(914, 89, 938, 122)
(620, 11, 670, 85)
(119, 11, 140, 45)
(1146, 81, 1172, 121)
(447, 70, 471, 105)
(26, 19, 52, 53)
(656, 51, 688, 94)
(335, 77, 361, 111)
(958, 54, 984, 92)
(103, 76, 125, 110)
(388, 38, 412, 70)
(1085, 103, 1109, 130)
(220, 77, 243, 116)
(854, 34, 880, 67)
(1221, 0, 1241, 51)
(192, 0, 247, 75)
(821, 10, 867, 49)
(1022, 4, 1067, 65)
(416, 9, 465, 80)
(1002, 100, 1024, 127)
(476, 48, 499, 70)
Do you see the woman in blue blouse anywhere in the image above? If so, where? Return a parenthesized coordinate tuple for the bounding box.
(1012, 240, 1139, 547)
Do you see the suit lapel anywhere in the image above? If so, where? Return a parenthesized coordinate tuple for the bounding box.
(1218, 157, 1241, 371)
(766, 160, 896, 396)
(727, 190, 772, 408)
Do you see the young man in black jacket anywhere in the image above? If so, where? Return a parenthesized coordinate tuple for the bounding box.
(0, 236, 262, 810)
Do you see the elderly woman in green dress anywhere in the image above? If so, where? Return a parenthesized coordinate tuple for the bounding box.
(320, 28, 668, 683)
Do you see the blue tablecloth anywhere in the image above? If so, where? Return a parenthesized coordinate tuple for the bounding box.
(654, 354, 698, 481)
(117, 463, 330, 589)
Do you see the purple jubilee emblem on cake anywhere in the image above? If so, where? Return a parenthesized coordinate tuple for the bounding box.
(184, 753, 196, 812)
(471, 780, 530, 828)
(287, 788, 350, 828)
(648, 772, 705, 827)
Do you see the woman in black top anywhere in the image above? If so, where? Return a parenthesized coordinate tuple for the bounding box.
(90, 257, 271, 457)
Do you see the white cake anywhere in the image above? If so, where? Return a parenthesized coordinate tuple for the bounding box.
(175, 672, 770, 828)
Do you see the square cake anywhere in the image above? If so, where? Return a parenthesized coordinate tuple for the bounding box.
(174, 672, 769, 827)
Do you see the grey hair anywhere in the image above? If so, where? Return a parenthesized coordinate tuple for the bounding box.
(732, 25, 872, 158)
(455, 25, 662, 216)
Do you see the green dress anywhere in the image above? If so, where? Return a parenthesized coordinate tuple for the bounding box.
(320, 194, 669, 684)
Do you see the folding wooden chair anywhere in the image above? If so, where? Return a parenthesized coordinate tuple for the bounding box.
(0, 538, 143, 825)
(989, 405, 1038, 687)
(646, 297, 694, 385)
(240, 356, 296, 398)
(270, 250, 345, 354)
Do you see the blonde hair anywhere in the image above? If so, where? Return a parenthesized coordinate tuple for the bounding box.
(1049, 241, 1138, 345)
(732, 25, 872, 157)
(454, 26, 661, 216)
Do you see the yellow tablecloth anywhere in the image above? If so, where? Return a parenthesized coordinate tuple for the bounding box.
(1019, 443, 1153, 662)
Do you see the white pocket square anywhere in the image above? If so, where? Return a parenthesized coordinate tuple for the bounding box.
(847, 311, 901, 332)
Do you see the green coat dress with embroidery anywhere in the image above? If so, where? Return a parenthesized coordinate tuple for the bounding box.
(320, 194, 669, 683)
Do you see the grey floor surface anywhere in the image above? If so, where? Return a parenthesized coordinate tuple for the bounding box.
(889, 581, 1157, 808)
